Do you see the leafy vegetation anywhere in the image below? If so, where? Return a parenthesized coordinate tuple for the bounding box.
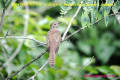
(0, 0, 120, 80)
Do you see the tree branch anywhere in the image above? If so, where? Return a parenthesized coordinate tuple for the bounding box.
(6, 50, 48, 80)
(65, 12, 120, 40)
(0, 36, 46, 45)
(62, 6, 81, 40)
(28, 60, 48, 80)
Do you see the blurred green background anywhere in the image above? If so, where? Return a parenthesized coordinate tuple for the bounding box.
(0, 0, 120, 80)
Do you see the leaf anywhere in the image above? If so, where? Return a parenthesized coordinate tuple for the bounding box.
(56, 56, 63, 68)
(97, 66, 115, 80)
(110, 66, 120, 75)
(113, 40, 120, 47)
(97, 66, 115, 74)
(91, 10, 96, 24)
(85, 66, 98, 74)
(104, 11, 109, 27)
(95, 33, 115, 64)
(104, 7, 110, 27)
(112, 0, 120, 14)
(56, 70, 68, 78)
(77, 41, 91, 55)
(103, 0, 114, 27)
(81, 12, 90, 27)
(60, 0, 75, 15)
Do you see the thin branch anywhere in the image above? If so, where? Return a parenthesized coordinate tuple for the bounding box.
(6, 50, 47, 80)
(0, 36, 46, 45)
(65, 12, 120, 40)
(65, 26, 86, 40)
(28, 60, 48, 80)
(62, 6, 81, 40)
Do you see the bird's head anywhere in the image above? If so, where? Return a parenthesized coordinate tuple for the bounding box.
(50, 22, 61, 29)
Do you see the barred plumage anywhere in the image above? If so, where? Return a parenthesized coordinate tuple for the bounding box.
(49, 50, 56, 67)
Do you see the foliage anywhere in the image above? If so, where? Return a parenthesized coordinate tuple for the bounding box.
(0, 0, 120, 80)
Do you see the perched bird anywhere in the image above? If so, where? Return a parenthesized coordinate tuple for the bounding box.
(47, 22, 61, 67)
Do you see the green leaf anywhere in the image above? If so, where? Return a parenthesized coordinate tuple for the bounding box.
(112, 0, 120, 13)
(97, 66, 115, 80)
(56, 56, 63, 68)
(97, 66, 115, 74)
(85, 66, 98, 74)
(77, 41, 91, 55)
(91, 10, 96, 24)
(60, 0, 75, 15)
(95, 33, 115, 64)
(104, 11, 109, 27)
(81, 12, 90, 27)
(110, 66, 120, 75)
(56, 70, 68, 78)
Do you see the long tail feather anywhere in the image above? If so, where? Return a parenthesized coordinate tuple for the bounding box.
(49, 49, 56, 67)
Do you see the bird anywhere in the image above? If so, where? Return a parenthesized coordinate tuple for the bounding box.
(47, 22, 61, 67)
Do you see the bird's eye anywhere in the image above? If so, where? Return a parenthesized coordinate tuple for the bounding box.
(54, 24, 56, 25)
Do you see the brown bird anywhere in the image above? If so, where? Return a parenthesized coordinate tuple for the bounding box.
(47, 22, 61, 67)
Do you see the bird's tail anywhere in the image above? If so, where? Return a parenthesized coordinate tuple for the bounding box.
(49, 48, 56, 67)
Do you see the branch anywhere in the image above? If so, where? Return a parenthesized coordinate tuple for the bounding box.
(28, 60, 48, 80)
(65, 27, 86, 40)
(0, 36, 46, 45)
(6, 50, 48, 80)
(65, 12, 120, 40)
(62, 6, 81, 40)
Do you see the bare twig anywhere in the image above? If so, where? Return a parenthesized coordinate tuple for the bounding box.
(28, 60, 48, 80)
(62, 6, 81, 40)
(65, 26, 87, 40)
(6, 50, 48, 80)
(0, 36, 46, 45)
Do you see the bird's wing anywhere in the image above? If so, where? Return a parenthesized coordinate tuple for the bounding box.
(47, 29, 61, 53)
(54, 30, 61, 53)
(47, 31, 50, 51)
